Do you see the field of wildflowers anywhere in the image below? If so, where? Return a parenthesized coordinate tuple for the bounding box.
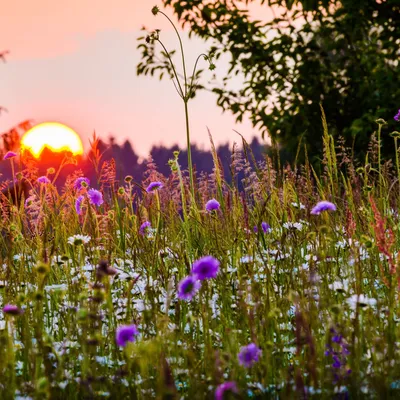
(1, 112, 400, 399)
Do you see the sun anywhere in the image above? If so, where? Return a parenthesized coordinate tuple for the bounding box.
(21, 122, 84, 158)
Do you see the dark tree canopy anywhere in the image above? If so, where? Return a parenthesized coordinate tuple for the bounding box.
(137, 0, 400, 162)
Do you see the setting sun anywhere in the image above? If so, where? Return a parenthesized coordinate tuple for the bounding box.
(21, 122, 84, 158)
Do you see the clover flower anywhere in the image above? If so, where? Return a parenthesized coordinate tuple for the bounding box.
(3, 304, 23, 315)
(191, 256, 220, 280)
(205, 198, 220, 212)
(115, 324, 139, 347)
(139, 221, 151, 235)
(215, 381, 238, 400)
(310, 201, 336, 215)
(75, 195, 84, 215)
(394, 109, 400, 122)
(37, 176, 51, 184)
(238, 343, 262, 368)
(177, 275, 201, 301)
(74, 177, 90, 190)
(88, 189, 103, 206)
(146, 181, 163, 193)
(3, 151, 17, 160)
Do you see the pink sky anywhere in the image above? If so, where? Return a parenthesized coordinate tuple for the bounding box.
(1, 1, 273, 157)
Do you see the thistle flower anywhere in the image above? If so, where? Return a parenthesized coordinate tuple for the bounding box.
(139, 221, 151, 235)
(74, 177, 90, 190)
(3, 304, 23, 315)
(394, 109, 400, 122)
(146, 181, 163, 193)
(310, 201, 336, 215)
(115, 324, 139, 347)
(3, 151, 17, 160)
(177, 275, 201, 301)
(191, 256, 220, 280)
(88, 189, 103, 206)
(37, 176, 51, 184)
(238, 343, 262, 368)
(205, 198, 220, 212)
(75, 195, 84, 215)
(215, 381, 238, 400)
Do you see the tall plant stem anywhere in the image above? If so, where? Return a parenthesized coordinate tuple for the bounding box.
(184, 101, 195, 199)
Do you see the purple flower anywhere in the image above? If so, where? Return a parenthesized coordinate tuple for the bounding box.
(238, 343, 262, 368)
(177, 275, 201, 301)
(310, 201, 336, 215)
(37, 176, 51, 184)
(215, 381, 238, 400)
(146, 181, 163, 193)
(3, 304, 23, 315)
(3, 151, 17, 160)
(205, 198, 220, 212)
(191, 256, 220, 280)
(88, 189, 103, 206)
(254, 222, 271, 233)
(139, 221, 151, 235)
(75, 195, 84, 215)
(394, 109, 400, 122)
(115, 324, 139, 347)
(74, 177, 90, 190)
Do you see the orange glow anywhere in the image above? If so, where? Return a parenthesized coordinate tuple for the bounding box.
(21, 122, 84, 158)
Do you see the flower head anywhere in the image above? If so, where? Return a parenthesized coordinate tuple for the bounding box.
(3, 304, 23, 315)
(116, 324, 139, 347)
(215, 381, 238, 400)
(75, 195, 84, 215)
(3, 151, 17, 160)
(88, 189, 103, 206)
(177, 275, 201, 301)
(74, 177, 90, 190)
(139, 221, 151, 235)
(37, 176, 51, 184)
(238, 343, 262, 368)
(205, 198, 220, 212)
(68, 234, 91, 246)
(191, 256, 220, 280)
(394, 109, 400, 122)
(146, 181, 163, 193)
(254, 222, 271, 233)
(311, 201, 336, 215)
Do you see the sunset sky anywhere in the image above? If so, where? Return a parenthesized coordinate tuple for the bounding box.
(1, 0, 275, 158)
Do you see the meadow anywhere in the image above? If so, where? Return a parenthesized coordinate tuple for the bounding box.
(1, 113, 400, 399)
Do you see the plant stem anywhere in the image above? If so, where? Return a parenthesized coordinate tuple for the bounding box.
(184, 101, 195, 199)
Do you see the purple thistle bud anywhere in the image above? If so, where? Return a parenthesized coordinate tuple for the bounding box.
(37, 176, 51, 184)
(139, 221, 151, 235)
(115, 324, 139, 347)
(394, 109, 400, 122)
(177, 275, 201, 301)
(3, 304, 23, 315)
(310, 201, 336, 215)
(75, 195, 84, 215)
(205, 198, 220, 212)
(215, 381, 238, 400)
(3, 151, 17, 160)
(74, 177, 90, 190)
(87, 189, 103, 206)
(238, 343, 262, 368)
(191, 256, 220, 280)
(146, 181, 163, 193)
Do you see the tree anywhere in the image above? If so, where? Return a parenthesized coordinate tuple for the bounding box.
(137, 1, 400, 163)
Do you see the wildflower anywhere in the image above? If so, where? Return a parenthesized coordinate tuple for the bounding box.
(191, 256, 220, 280)
(177, 275, 201, 301)
(74, 177, 90, 190)
(394, 109, 400, 122)
(146, 181, 163, 193)
(238, 343, 262, 368)
(115, 324, 139, 347)
(205, 198, 220, 212)
(75, 195, 84, 215)
(3, 151, 17, 160)
(346, 294, 377, 310)
(254, 222, 271, 233)
(215, 381, 238, 400)
(2, 304, 23, 315)
(37, 176, 51, 184)
(151, 5, 159, 15)
(88, 189, 103, 206)
(139, 221, 151, 235)
(96, 260, 117, 278)
(310, 201, 336, 215)
(68, 234, 91, 246)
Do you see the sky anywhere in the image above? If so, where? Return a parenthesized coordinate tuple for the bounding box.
(1, 0, 274, 158)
